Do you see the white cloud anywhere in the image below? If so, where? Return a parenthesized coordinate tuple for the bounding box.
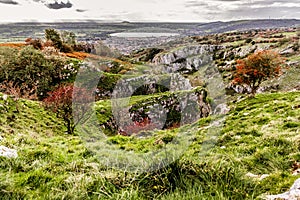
(0, 0, 299, 22)
(249, 2, 300, 8)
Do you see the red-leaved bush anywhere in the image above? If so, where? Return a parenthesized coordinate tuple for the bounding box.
(43, 84, 93, 134)
(120, 117, 159, 136)
(233, 50, 285, 95)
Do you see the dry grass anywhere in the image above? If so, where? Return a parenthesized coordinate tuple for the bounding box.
(63, 51, 93, 60)
(0, 43, 26, 48)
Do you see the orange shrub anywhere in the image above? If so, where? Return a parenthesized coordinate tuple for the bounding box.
(0, 43, 26, 48)
(233, 50, 285, 95)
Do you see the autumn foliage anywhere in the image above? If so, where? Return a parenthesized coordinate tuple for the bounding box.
(0, 81, 37, 100)
(120, 117, 158, 136)
(0, 43, 26, 48)
(233, 50, 285, 95)
(43, 84, 93, 134)
(62, 51, 99, 60)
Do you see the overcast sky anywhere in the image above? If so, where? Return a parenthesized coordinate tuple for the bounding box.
(0, 0, 299, 22)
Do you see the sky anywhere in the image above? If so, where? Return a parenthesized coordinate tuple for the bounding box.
(0, 0, 299, 23)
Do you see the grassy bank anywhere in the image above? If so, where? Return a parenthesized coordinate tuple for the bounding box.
(0, 91, 299, 199)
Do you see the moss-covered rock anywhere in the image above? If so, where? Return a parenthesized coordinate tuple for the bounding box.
(96, 87, 210, 135)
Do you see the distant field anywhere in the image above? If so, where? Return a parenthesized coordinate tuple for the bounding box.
(0, 19, 299, 42)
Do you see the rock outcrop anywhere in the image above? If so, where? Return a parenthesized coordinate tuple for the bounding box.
(152, 45, 222, 74)
(112, 73, 192, 97)
(100, 87, 211, 135)
(0, 146, 18, 158)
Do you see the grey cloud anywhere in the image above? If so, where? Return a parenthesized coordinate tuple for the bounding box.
(76, 9, 86, 12)
(185, 0, 220, 12)
(186, 0, 240, 7)
(32, 0, 73, 9)
(239, 0, 300, 7)
(0, 0, 18, 5)
(45, 1, 72, 9)
(224, 6, 300, 19)
(185, 0, 300, 21)
(226, 0, 300, 12)
(219, 0, 300, 20)
(185, 0, 209, 7)
(215, 0, 240, 1)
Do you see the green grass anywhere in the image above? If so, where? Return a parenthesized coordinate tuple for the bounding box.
(1, 24, 300, 199)
(271, 31, 297, 37)
(159, 91, 300, 199)
(287, 55, 300, 62)
(222, 40, 246, 46)
(259, 63, 300, 92)
(1, 91, 300, 199)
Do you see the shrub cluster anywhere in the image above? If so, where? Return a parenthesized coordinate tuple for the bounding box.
(26, 29, 95, 54)
(233, 50, 285, 95)
(0, 46, 79, 99)
(43, 83, 93, 134)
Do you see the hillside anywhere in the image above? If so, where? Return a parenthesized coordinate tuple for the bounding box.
(0, 23, 299, 199)
(1, 89, 300, 199)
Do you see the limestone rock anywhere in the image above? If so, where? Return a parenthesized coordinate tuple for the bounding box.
(280, 45, 295, 55)
(213, 103, 230, 115)
(265, 178, 300, 200)
(105, 87, 211, 135)
(246, 172, 270, 181)
(0, 146, 18, 158)
(152, 45, 222, 74)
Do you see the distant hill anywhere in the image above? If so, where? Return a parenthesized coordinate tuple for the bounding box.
(0, 19, 299, 42)
(183, 19, 300, 35)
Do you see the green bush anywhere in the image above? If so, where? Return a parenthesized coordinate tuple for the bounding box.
(245, 38, 252, 43)
(0, 46, 80, 99)
(60, 43, 73, 53)
(45, 29, 63, 50)
(61, 30, 76, 46)
(45, 29, 76, 53)
(278, 38, 291, 46)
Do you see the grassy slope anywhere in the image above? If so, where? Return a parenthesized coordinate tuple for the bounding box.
(0, 94, 95, 199)
(0, 28, 299, 199)
(0, 91, 300, 199)
(174, 91, 300, 199)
